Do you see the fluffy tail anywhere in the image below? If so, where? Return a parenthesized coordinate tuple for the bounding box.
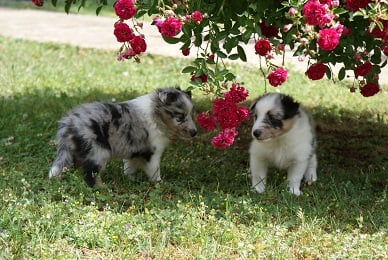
(48, 144, 73, 179)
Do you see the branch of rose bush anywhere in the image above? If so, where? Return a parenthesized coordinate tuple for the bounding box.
(31, 0, 387, 148)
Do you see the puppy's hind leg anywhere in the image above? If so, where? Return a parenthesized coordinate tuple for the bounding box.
(304, 153, 317, 185)
(81, 147, 110, 187)
(143, 153, 162, 183)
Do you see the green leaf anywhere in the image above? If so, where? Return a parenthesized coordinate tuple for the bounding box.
(228, 54, 240, 60)
(338, 67, 346, 80)
(96, 6, 103, 16)
(51, 0, 58, 6)
(182, 24, 193, 38)
(181, 39, 191, 50)
(371, 46, 381, 64)
(237, 45, 247, 62)
(216, 51, 227, 59)
(182, 66, 197, 74)
(162, 36, 181, 44)
(225, 72, 236, 81)
(64, 1, 72, 14)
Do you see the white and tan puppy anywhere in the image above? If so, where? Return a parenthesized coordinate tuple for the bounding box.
(49, 87, 197, 187)
(249, 93, 317, 195)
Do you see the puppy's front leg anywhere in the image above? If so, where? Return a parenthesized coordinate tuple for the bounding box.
(144, 153, 162, 183)
(250, 157, 268, 193)
(304, 153, 318, 185)
(287, 161, 309, 196)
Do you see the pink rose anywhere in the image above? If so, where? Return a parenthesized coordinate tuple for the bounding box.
(155, 17, 182, 37)
(306, 62, 327, 80)
(197, 112, 216, 131)
(303, 1, 327, 26)
(114, 0, 136, 20)
(213, 99, 240, 130)
(288, 7, 297, 16)
(317, 28, 340, 51)
(113, 22, 134, 42)
(254, 39, 271, 56)
(223, 83, 249, 103)
(267, 68, 288, 87)
(211, 128, 238, 149)
(191, 10, 203, 23)
(360, 82, 380, 97)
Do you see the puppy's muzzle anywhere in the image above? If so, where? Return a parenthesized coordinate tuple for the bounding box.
(189, 129, 197, 137)
(252, 129, 262, 138)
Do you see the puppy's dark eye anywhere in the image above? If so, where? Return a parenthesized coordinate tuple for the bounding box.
(174, 112, 185, 122)
(268, 114, 282, 129)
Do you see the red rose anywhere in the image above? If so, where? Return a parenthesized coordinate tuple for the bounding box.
(254, 39, 271, 56)
(32, 0, 44, 7)
(113, 22, 134, 43)
(130, 36, 147, 54)
(114, 0, 136, 20)
(155, 17, 182, 37)
(181, 48, 190, 56)
(306, 62, 327, 80)
(303, 1, 327, 26)
(345, 0, 370, 11)
(191, 73, 208, 83)
(317, 28, 340, 51)
(211, 128, 238, 149)
(360, 82, 380, 97)
(369, 19, 388, 42)
(381, 44, 388, 56)
(354, 61, 373, 77)
(267, 68, 288, 87)
(223, 83, 249, 103)
(191, 11, 203, 23)
(213, 99, 240, 130)
(259, 22, 279, 38)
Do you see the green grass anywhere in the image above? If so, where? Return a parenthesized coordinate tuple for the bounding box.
(0, 35, 387, 259)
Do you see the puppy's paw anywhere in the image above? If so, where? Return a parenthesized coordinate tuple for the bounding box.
(289, 187, 302, 196)
(252, 183, 265, 194)
(48, 166, 63, 180)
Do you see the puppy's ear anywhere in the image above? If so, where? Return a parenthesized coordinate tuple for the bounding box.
(175, 86, 192, 99)
(159, 88, 178, 105)
(281, 95, 299, 119)
(185, 90, 192, 99)
(249, 99, 258, 113)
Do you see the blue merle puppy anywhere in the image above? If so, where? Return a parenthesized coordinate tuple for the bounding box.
(48, 87, 197, 187)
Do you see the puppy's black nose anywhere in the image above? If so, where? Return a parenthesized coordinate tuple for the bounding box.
(253, 129, 261, 138)
(190, 129, 197, 137)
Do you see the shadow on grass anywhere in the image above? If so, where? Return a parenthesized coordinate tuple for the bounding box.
(0, 88, 387, 233)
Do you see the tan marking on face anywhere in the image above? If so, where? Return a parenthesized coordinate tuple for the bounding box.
(255, 119, 295, 140)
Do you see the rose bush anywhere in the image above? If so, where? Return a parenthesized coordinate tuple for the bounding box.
(33, 0, 387, 148)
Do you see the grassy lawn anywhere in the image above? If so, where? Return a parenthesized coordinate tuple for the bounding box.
(0, 35, 387, 258)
